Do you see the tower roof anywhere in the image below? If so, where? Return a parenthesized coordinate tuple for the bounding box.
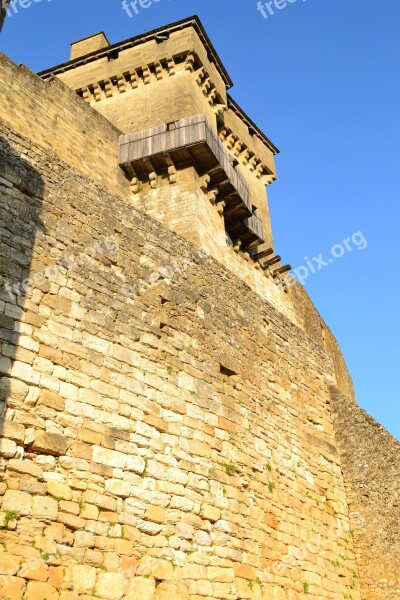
(38, 15, 233, 88)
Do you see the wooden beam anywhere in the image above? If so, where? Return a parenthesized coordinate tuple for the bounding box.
(262, 256, 281, 270)
(253, 247, 273, 261)
(273, 264, 292, 276)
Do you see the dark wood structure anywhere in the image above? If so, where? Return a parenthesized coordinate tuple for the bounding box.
(119, 114, 265, 250)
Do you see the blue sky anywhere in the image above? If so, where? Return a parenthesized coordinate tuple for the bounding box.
(1, 0, 399, 439)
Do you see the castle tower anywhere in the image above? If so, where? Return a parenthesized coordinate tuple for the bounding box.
(39, 17, 281, 273)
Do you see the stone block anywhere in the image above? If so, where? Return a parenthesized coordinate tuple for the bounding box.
(187, 440, 211, 458)
(82, 489, 117, 511)
(0, 437, 17, 458)
(47, 481, 73, 500)
(105, 479, 131, 497)
(2, 489, 32, 515)
(125, 577, 156, 600)
(125, 455, 145, 474)
(57, 512, 86, 530)
(145, 505, 166, 523)
(154, 582, 189, 600)
(31, 431, 71, 455)
(0, 575, 25, 600)
(48, 565, 65, 587)
(71, 565, 96, 593)
(0, 554, 21, 575)
(0, 421, 25, 443)
(7, 459, 43, 479)
(201, 504, 220, 522)
(37, 390, 65, 411)
(95, 572, 126, 599)
(32, 496, 58, 520)
(92, 445, 126, 468)
(24, 581, 58, 600)
(19, 556, 49, 582)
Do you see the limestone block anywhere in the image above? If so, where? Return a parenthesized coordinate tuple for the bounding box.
(71, 565, 96, 593)
(37, 390, 65, 411)
(125, 577, 156, 600)
(154, 582, 189, 600)
(0, 421, 25, 443)
(145, 505, 166, 523)
(31, 431, 71, 455)
(24, 581, 58, 600)
(126, 455, 146, 474)
(201, 504, 220, 522)
(0, 575, 25, 600)
(182, 563, 207, 579)
(105, 479, 132, 497)
(19, 556, 49, 582)
(0, 356, 11, 374)
(0, 554, 21, 575)
(57, 512, 86, 531)
(47, 481, 73, 500)
(207, 566, 234, 582)
(2, 489, 32, 515)
(10, 361, 40, 385)
(32, 496, 58, 520)
(92, 446, 126, 468)
(7, 459, 43, 479)
(94, 572, 126, 599)
(48, 566, 64, 587)
(0, 437, 17, 458)
(82, 489, 117, 511)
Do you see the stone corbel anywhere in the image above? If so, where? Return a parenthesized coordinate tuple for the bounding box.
(82, 87, 92, 103)
(104, 79, 115, 98)
(165, 155, 177, 184)
(155, 62, 163, 81)
(129, 70, 139, 89)
(207, 188, 219, 204)
(143, 66, 151, 85)
(149, 172, 158, 189)
(167, 58, 176, 76)
(93, 83, 103, 102)
(199, 174, 211, 193)
(185, 52, 195, 72)
(195, 67, 206, 86)
(216, 200, 225, 216)
(117, 74, 127, 93)
(130, 177, 141, 194)
(213, 103, 228, 116)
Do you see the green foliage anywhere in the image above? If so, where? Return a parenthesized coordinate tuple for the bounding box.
(222, 463, 238, 476)
(1, 510, 18, 528)
(303, 582, 309, 594)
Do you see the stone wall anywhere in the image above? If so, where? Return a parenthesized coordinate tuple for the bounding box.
(0, 112, 362, 600)
(330, 388, 400, 599)
(0, 54, 128, 199)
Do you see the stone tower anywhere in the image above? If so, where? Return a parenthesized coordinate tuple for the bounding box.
(0, 15, 399, 600)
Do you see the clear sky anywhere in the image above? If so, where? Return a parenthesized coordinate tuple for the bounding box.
(1, 0, 399, 439)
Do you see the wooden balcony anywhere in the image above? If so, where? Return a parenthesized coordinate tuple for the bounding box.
(119, 114, 264, 250)
(227, 209, 265, 250)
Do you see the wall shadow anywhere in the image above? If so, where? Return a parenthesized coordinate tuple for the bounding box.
(0, 134, 44, 466)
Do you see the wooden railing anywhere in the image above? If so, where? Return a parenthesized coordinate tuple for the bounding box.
(119, 114, 252, 214)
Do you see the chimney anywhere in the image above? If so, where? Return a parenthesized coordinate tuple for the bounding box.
(70, 32, 110, 61)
